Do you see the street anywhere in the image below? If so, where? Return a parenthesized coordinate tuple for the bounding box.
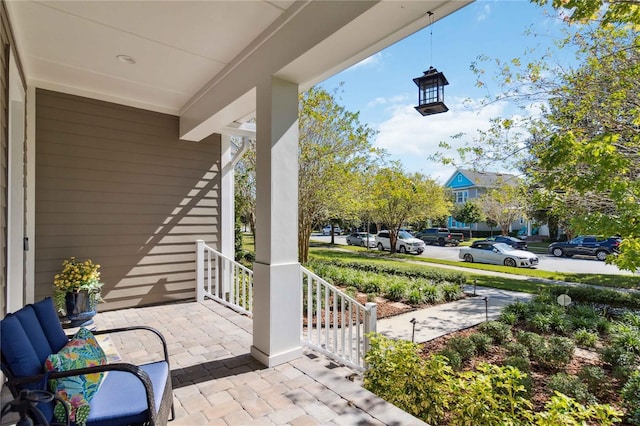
(312, 234, 636, 276)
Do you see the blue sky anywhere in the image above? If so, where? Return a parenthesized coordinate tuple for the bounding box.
(320, 0, 568, 183)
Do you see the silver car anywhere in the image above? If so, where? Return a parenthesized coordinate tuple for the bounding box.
(459, 241, 539, 268)
(346, 232, 376, 248)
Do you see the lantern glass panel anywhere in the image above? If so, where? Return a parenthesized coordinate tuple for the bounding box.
(419, 78, 445, 105)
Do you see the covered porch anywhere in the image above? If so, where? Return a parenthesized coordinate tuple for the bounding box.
(1, 0, 471, 370)
(7, 299, 425, 425)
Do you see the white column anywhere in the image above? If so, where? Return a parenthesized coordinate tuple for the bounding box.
(250, 76, 302, 367)
(25, 86, 36, 304)
(220, 134, 234, 293)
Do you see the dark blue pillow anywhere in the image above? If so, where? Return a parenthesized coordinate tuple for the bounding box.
(32, 297, 68, 352)
(15, 305, 53, 364)
(0, 314, 41, 377)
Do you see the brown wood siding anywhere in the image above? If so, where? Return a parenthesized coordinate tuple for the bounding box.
(35, 89, 221, 310)
(1, 2, 10, 315)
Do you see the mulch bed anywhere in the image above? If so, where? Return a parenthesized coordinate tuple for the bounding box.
(419, 324, 627, 416)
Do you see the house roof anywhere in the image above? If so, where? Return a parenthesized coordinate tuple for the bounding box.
(445, 168, 520, 189)
(5, 0, 472, 141)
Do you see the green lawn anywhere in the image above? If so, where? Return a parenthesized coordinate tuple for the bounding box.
(243, 234, 639, 292)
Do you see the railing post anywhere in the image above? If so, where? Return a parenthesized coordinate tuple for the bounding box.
(196, 240, 205, 303)
(363, 302, 377, 358)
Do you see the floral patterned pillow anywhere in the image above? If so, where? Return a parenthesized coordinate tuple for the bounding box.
(44, 327, 107, 426)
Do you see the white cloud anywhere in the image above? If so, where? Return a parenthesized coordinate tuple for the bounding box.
(372, 97, 511, 181)
(366, 95, 407, 108)
(346, 52, 383, 71)
(477, 4, 491, 22)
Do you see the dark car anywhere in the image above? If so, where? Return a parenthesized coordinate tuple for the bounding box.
(485, 235, 528, 250)
(548, 235, 621, 261)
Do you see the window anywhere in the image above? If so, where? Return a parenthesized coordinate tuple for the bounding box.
(455, 191, 468, 203)
(451, 220, 467, 228)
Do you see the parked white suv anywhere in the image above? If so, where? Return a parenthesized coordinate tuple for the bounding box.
(376, 230, 425, 254)
(322, 225, 342, 236)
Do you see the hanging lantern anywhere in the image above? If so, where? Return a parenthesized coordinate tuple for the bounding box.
(413, 66, 449, 116)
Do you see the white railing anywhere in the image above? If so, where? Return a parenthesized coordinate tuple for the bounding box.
(300, 266, 376, 371)
(194, 242, 376, 370)
(196, 240, 253, 316)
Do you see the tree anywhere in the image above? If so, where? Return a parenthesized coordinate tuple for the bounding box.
(432, 4, 640, 270)
(298, 86, 381, 262)
(370, 166, 451, 253)
(452, 201, 484, 239)
(235, 138, 257, 236)
(478, 182, 527, 236)
(532, 0, 640, 26)
(527, 23, 640, 270)
(486, 218, 498, 236)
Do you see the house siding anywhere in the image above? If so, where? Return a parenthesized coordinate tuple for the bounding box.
(35, 89, 221, 310)
(0, 3, 8, 316)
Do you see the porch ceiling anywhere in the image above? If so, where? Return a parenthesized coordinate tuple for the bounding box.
(5, 0, 471, 140)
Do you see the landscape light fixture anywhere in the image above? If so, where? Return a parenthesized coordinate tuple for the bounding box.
(410, 318, 417, 342)
(413, 11, 449, 116)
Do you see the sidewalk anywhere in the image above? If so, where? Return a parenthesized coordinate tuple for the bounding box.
(376, 285, 533, 343)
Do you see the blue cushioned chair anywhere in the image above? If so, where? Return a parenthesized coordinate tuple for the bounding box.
(1, 298, 174, 425)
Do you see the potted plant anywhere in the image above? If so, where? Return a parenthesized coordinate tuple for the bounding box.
(53, 257, 104, 326)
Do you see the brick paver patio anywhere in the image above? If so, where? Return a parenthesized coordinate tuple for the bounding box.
(1, 299, 425, 425)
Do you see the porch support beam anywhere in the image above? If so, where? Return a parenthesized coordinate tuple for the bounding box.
(250, 76, 301, 367)
(220, 134, 234, 293)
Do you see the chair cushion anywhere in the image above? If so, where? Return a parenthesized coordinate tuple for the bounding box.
(32, 297, 69, 353)
(15, 305, 55, 363)
(44, 327, 107, 426)
(87, 361, 169, 426)
(0, 314, 42, 378)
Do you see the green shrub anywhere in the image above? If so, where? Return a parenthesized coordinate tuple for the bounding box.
(421, 283, 442, 304)
(549, 310, 570, 334)
(516, 330, 546, 360)
(621, 371, 640, 425)
(384, 280, 405, 301)
(502, 356, 533, 395)
(361, 276, 382, 294)
(535, 392, 622, 425)
(620, 311, 640, 327)
(610, 321, 640, 355)
(446, 336, 477, 361)
(578, 365, 607, 398)
(344, 286, 358, 298)
(441, 283, 464, 301)
(310, 257, 467, 285)
(569, 304, 600, 321)
(516, 331, 574, 369)
(574, 328, 598, 348)
(469, 333, 493, 355)
(407, 288, 424, 305)
(540, 336, 575, 370)
(501, 300, 529, 322)
(547, 285, 640, 309)
(503, 341, 529, 358)
(449, 363, 534, 425)
(601, 319, 640, 380)
(570, 315, 601, 332)
(547, 373, 595, 405)
(478, 320, 512, 344)
(530, 312, 553, 333)
(366, 292, 377, 302)
(499, 311, 518, 325)
(363, 334, 453, 425)
(503, 355, 531, 373)
(601, 346, 638, 380)
(437, 348, 463, 370)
